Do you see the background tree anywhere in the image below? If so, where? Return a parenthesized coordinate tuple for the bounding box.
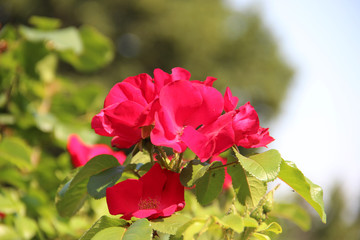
(0, 0, 293, 120)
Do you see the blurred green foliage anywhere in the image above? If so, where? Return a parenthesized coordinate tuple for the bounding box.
(0, 0, 293, 120)
(277, 185, 360, 240)
(0, 16, 113, 239)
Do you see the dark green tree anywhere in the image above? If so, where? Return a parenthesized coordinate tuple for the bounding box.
(0, 0, 293, 120)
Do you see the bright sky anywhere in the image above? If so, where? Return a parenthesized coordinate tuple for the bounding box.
(227, 0, 360, 207)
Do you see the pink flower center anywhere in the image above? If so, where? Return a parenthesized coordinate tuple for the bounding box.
(138, 198, 160, 209)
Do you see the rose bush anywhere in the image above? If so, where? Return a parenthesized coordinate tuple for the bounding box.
(57, 68, 326, 239)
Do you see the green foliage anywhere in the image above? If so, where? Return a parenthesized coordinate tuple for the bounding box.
(195, 161, 225, 206)
(180, 160, 211, 187)
(271, 203, 311, 231)
(87, 166, 125, 199)
(80, 216, 128, 240)
(220, 213, 245, 233)
(56, 155, 120, 217)
(232, 147, 282, 182)
(92, 227, 127, 240)
(278, 160, 327, 223)
(150, 214, 191, 235)
(0, 137, 33, 171)
(60, 26, 114, 72)
(0, 0, 293, 119)
(19, 25, 83, 54)
(123, 219, 152, 240)
(227, 158, 267, 208)
(0, 18, 116, 239)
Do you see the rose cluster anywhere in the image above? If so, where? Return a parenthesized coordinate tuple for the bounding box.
(91, 67, 273, 161)
(68, 68, 274, 220)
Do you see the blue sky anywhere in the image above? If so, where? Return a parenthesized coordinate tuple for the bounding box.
(227, 0, 360, 208)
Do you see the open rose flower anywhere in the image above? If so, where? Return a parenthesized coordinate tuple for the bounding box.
(181, 94, 274, 161)
(91, 68, 190, 149)
(106, 163, 185, 220)
(151, 79, 224, 153)
(67, 134, 126, 167)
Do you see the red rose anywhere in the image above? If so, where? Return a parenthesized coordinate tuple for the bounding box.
(106, 163, 185, 220)
(67, 134, 126, 167)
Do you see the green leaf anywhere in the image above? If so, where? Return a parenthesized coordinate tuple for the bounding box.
(71, 154, 120, 186)
(252, 233, 271, 240)
(0, 167, 27, 189)
(87, 166, 124, 199)
(56, 178, 88, 217)
(56, 155, 120, 217)
(0, 189, 25, 214)
(92, 227, 126, 240)
(0, 225, 21, 239)
(277, 160, 326, 223)
(0, 137, 32, 171)
(150, 214, 191, 235)
(227, 160, 266, 208)
(131, 150, 151, 164)
(176, 219, 206, 240)
(123, 219, 152, 240)
(14, 215, 38, 239)
(80, 216, 128, 240)
(180, 160, 210, 187)
(154, 232, 171, 240)
(243, 217, 259, 228)
(19, 26, 83, 54)
(29, 16, 62, 30)
(232, 147, 282, 182)
(257, 222, 282, 234)
(271, 203, 311, 231)
(195, 161, 225, 206)
(60, 25, 114, 72)
(36, 54, 58, 83)
(220, 213, 244, 233)
(34, 112, 57, 132)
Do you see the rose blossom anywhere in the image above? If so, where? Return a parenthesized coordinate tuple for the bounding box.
(67, 134, 126, 167)
(91, 68, 191, 148)
(106, 163, 185, 220)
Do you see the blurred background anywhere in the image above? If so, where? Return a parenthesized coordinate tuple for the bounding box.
(0, 0, 359, 239)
